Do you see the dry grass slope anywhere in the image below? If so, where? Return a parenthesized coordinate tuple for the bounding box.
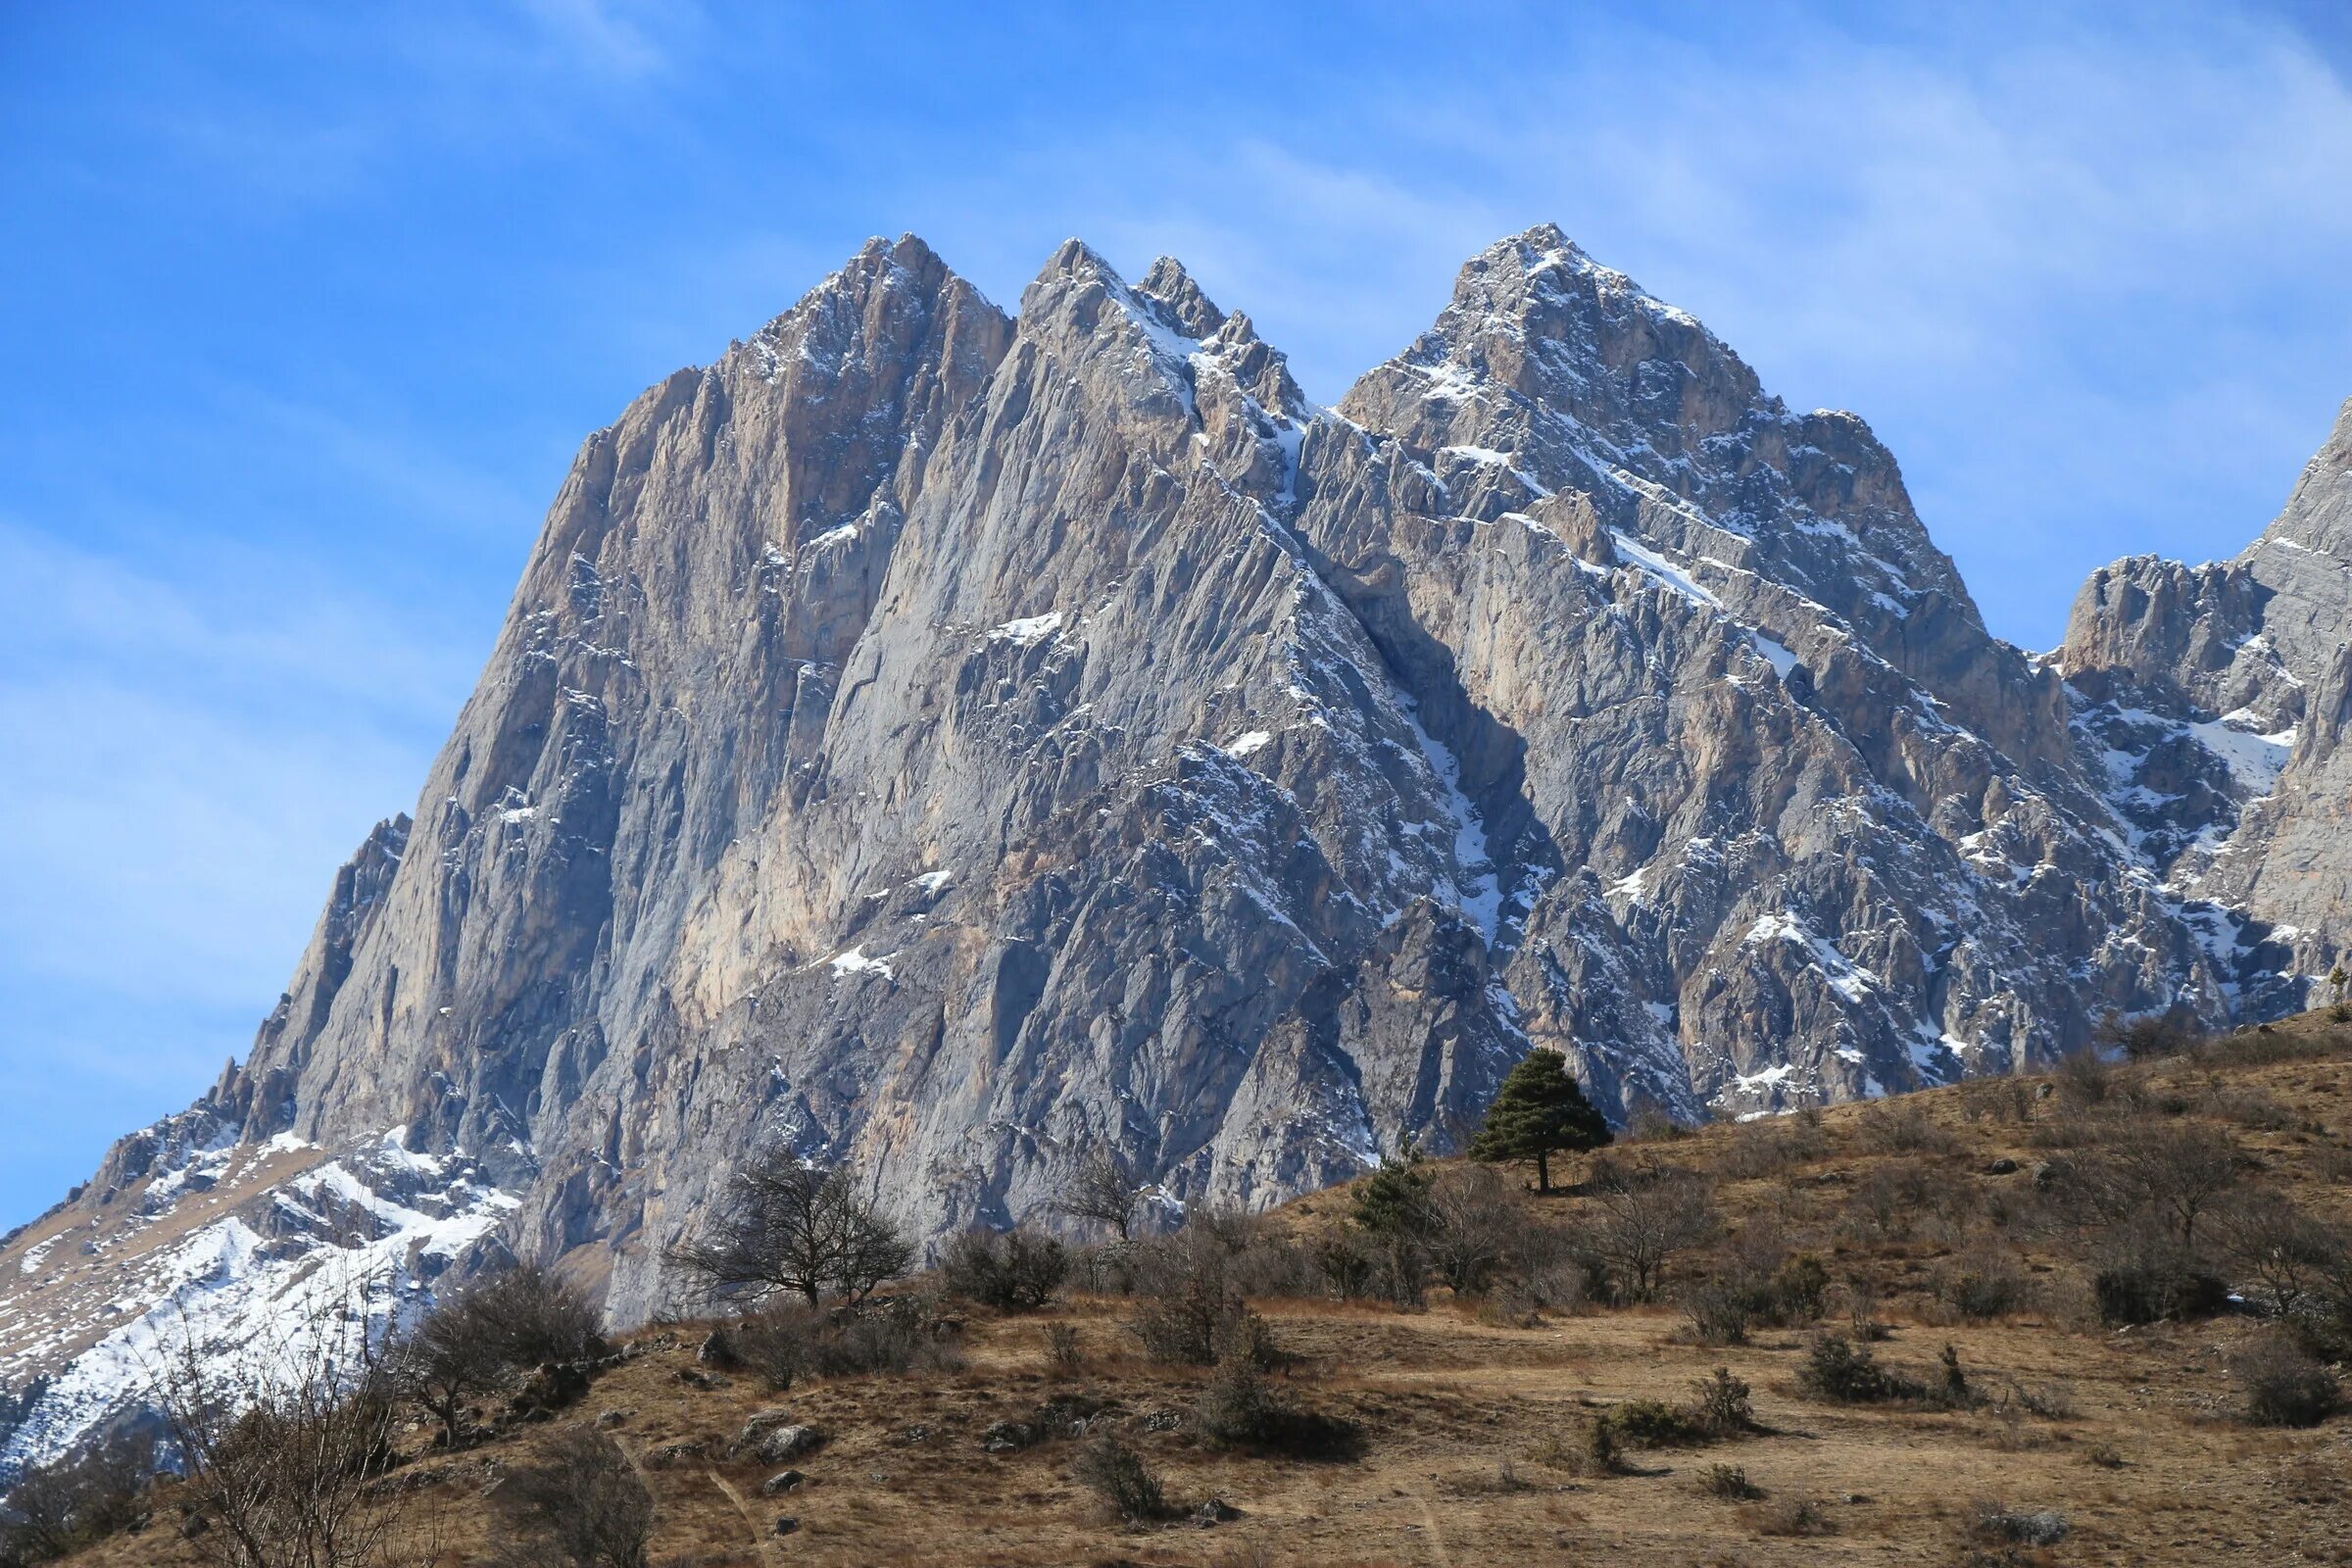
(47, 1010, 2352, 1567)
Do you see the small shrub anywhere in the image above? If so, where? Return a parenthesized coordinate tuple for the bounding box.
(1585, 1414, 1622, 1474)
(1626, 1108, 1690, 1143)
(1071, 1434, 1168, 1522)
(1681, 1280, 1755, 1346)
(1748, 1494, 1833, 1537)
(2200, 1086, 2297, 1132)
(940, 1227, 1070, 1311)
(0, 1432, 153, 1565)
(1836, 1279, 1889, 1342)
(1045, 1322, 1084, 1376)
(2053, 1050, 2113, 1109)
(1796, 1334, 1922, 1404)
(1690, 1368, 1755, 1436)
(490, 1427, 655, 1568)
(1474, 1281, 1543, 1328)
(1964, 1501, 2069, 1547)
(1697, 1463, 1762, 1500)
(2236, 1334, 2343, 1427)
(1932, 1344, 1982, 1410)
(1128, 1248, 1250, 1366)
(1192, 1351, 1361, 1459)
(1856, 1101, 1956, 1155)
(1768, 1253, 1831, 1323)
(1937, 1253, 2029, 1322)
(1602, 1398, 1708, 1447)
(2091, 1255, 2230, 1326)
(734, 1298, 962, 1390)
(2000, 1379, 2078, 1421)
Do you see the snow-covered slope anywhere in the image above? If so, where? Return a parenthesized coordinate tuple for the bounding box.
(0, 1106, 513, 1481)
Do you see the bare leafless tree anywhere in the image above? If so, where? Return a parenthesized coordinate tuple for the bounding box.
(1423, 1164, 1519, 1295)
(0, 1430, 154, 1563)
(1585, 1154, 1719, 1302)
(2215, 1195, 2349, 1318)
(2082, 1121, 2243, 1249)
(665, 1152, 912, 1308)
(1050, 1146, 1144, 1242)
(151, 1280, 436, 1568)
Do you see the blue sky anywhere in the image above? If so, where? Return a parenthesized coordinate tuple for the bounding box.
(2, 0, 2348, 1230)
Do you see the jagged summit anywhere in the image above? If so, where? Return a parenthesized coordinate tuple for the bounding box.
(3, 226, 2344, 1483)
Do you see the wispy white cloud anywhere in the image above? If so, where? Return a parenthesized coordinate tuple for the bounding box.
(820, 3, 2350, 643)
(0, 522, 475, 1007)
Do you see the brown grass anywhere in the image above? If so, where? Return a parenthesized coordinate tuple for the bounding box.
(51, 1011, 2352, 1567)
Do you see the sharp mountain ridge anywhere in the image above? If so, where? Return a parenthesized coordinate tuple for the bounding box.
(3, 225, 2345, 1478)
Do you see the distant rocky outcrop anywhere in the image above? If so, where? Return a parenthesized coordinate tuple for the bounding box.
(4, 228, 2344, 1480)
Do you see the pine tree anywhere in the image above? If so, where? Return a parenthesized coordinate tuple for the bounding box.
(1468, 1049, 1612, 1194)
(1351, 1133, 1433, 1239)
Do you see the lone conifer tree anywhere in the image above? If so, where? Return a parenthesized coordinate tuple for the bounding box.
(1468, 1049, 1611, 1193)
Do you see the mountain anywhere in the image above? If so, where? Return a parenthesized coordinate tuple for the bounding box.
(2, 227, 2343, 1476)
(2059, 398, 2352, 986)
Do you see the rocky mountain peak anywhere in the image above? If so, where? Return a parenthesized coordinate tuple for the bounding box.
(3, 225, 2344, 1487)
(1135, 255, 1227, 337)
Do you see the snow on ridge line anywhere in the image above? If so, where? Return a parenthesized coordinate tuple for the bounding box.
(1608, 529, 1722, 609)
(0, 1139, 517, 1482)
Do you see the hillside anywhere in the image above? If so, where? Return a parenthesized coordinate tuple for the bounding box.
(34, 1011, 2352, 1568)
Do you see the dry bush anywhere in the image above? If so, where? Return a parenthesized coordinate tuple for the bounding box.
(1044, 1323, 1084, 1377)
(2088, 1215, 2230, 1326)
(939, 1227, 1069, 1311)
(2053, 1050, 2115, 1111)
(1625, 1108, 1691, 1143)
(733, 1298, 962, 1391)
(2096, 1010, 2201, 1063)
(1192, 1355, 1362, 1459)
(1594, 1368, 1755, 1451)
(1683, 1223, 1829, 1344)
(1746, 1494, 1833, 1537)
(1696, 1463, 1762, 1500)
(393, 1262, 602, 1447)
(1423, 1165, 1519, 1295)
(1070, 1434, 1169, 1523)
(154, 1289, 421, 1568)
(2234, 1332, 2343, 1427)
(0, 1431, 154, 1565)
(2214, 1196, 2348, 1319)
(1125, 1233, 1257, 1366)
(2197, 1084, 2300, 1132)
(488, 1427, 653, 1568)
(1795, 1333, 1925, 1404)
(1049, 1146, 1146, 1241)
(1998, 1378, 2078, 1421)
(1934, 1250, 2032, 1322)
(1584, 1153, 1718, 1301)
(1712, 1118, 1826, 1181)
(1690, 1367, 1757, 1435)
(1855, 1100, 1957, 1156)
(1959, 1501, 2069, 1567)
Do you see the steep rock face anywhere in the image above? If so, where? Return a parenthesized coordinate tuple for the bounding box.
(2060, 398, 2352, 983)
(1298, 228, 2243, 1119)
(3, 228, 2341, 1477)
